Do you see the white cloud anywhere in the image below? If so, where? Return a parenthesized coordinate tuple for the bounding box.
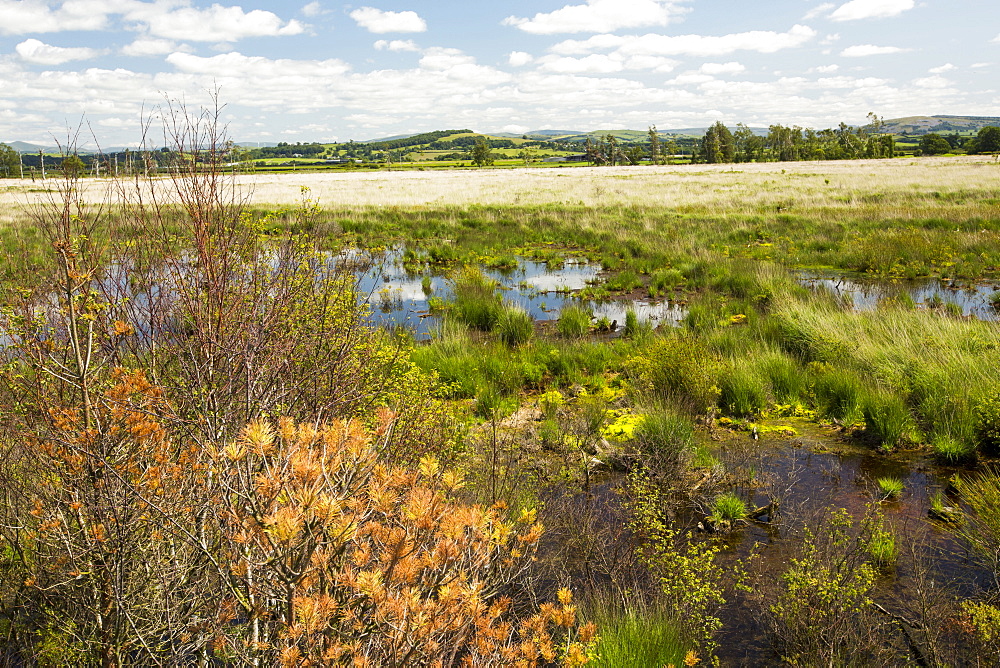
(502, 0, 688, 35)
(501, 124, 529, 134)
(829, 0, 914, 22)
(539, 54, 626, 74)
(812, 64, 839, 73)
(121, 36, 182, 57)
(993, 34, 1000, 44)
(0, 2, 307, 43)
(418, 48, 475, 71)
(803, 3, 835, 19)
(349, 7, 427, 34)
(667, 72, 714, 85)
(551, 25, 816, 58)
(929, 63, 955, 74)
(167, 51, 351, 78)
(820, 33, 841, 45)
(0, 0, 116, 35)
(301, 2, 324, 17)
(15, 38, 103, 65)
(913, 75, 950, 89)
(374, 39, 419, 52)
(700, 61, 744, 75)
(840, 44, 908, 57)
(972, 62, 991, 68)
(128, 5, 306, 42)
(538, 53, 677, 74)
(508, 51, 534, 67)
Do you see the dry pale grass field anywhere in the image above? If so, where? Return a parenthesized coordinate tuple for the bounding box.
(0, 155, 997, 225)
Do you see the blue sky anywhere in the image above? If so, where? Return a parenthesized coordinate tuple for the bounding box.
(0, 0, 997, 145)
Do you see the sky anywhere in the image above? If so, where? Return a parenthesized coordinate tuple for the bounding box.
(0, 0, 997, 146)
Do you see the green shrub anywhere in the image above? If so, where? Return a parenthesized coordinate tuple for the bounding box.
(768, 509, 885, 666)
(632, 336, 721, 413)
(628, 473, 727, 659)
(976, 393, 1000, 454)
(557, 304, 592, 338)
(496, 305, 534, 346)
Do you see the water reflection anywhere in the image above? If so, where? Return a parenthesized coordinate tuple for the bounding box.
(797, 270, 1000, 321)
(348, 247, 686, 339)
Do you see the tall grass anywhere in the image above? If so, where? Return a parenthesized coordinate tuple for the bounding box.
(719, 359, 767, 418)
(449, 266, 503, 331)
(635, 403, 695, 476)
(777, 299, 1000, 446)
(586, 599, 690, 668)
(759, 350, 807, 403)
(557, 304, 592, 338)
(863, 391, 913, 449)
(496, 305, 534, 346)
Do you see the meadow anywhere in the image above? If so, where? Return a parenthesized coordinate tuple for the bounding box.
(0, 152, 999, 665)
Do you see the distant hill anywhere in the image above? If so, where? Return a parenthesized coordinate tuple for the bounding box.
(9, 115, 999, 157)
(4, 141, 54, 153)
(882, 115, 1000, 135)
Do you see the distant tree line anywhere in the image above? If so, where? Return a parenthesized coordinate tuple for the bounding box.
(694, 114, 896, 164)
(252, 142, 327, 158)
(907, 126, 999, 156)
(426, 136, 563, 151)
(964, 126, 1000, 154)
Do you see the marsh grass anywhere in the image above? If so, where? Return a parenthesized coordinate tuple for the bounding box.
(449, 266, 503, 331)
(622, 308, 653, 339)
(649, 267, 685, 298)
(867, 527, 898, 567)
(496, 305, 534, 347)
(711, 493, 747, 524)
(6, 158, 1000, 284)
(812, 367, 866, 424)
(932, 433, 977, 464)
(720, 359, 768, 418)
(586, 599, 690, 668)
(557, 304, 592, 338)
(863, 391, 913, 449)
(876, 477, 904, 499)
(759, 351, 807, 403)
(990, 290, 1000, 311)
(635, 404, 695, 477)
(604, 270, 642, 292)
(778, 299, 1000, 448)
